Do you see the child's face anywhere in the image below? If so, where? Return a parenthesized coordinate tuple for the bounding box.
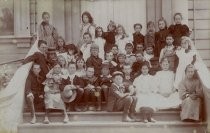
(76, 59, 85, 69)
(97, 28, 103, 37)
(68, 49, 75, 55)
(53, 65, 62, 74)
(111, 46, 119, 55)
(58, 38, 64, 47)
(136, 53, 144, 61)
(146, 47, 154, 55)
(174, 15, 182, 24)
(181, 40, 189, 50)
(106, 52, 114, 61)
(148, 24, 155, 33)
(158, 20, 166, 30)
(86, 67, 94, 77)
(123, 66, 132, 75)
(186, 67, 195, 79)
(43, 14, 50, 23)
(118, 56, 126, 64)
(113, 75, 123, 85)
(161, 60, 170, 71)
(47, 79, 54, 87)
(91, 49, 99, 57)
(38, 43, 48, 54)
(102, 67, 110, 76)
(82, 15, 89, 24)
(141, 65, 149, 75)
(68, 64, 76, 75)
(117, 27, 123, 35)
(125, 46, 133, 54)
(108, 24, 115, 31)
(136, 44, 144, 52)
(32, 64, 41, 75)
(83, 34, 91, 43)
(58, 57, 66, 67)
(166, 36, 174, 46)
(134, 25, 142, 33)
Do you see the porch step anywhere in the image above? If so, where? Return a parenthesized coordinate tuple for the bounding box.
(22, 110, 181, 123)
(18, 121, 207, 133)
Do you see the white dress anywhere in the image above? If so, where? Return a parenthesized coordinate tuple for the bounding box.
(154, 71, 181, 109)
(115, 35, 131, 54)
(174, 48, 196, 89)
(133, 74, 157, 112)
(80, 43, 92, 61)
(94, 37, 105, 60)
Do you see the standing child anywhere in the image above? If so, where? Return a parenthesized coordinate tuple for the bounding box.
(144, 21, 155, 49)
(104, 20, 116, 52)
(179, 64, 203, 122)
(155, 18, 169, 57)
(94, 26, 105, 60)
(107, 71, 137, 122)
(75, 57, 86, 78)
(132, 23, 144, 53)
(80, 32, 93, 61)
(174, 36, 196, 89)
(168, 13, 190, 47)
(133, 61, 157, 123)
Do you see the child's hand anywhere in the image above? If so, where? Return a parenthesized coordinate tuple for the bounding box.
(27, 93, 34, 99)
(39, 95, 44, 99)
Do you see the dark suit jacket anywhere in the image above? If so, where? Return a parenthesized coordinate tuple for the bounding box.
(59, 75, 84, 91)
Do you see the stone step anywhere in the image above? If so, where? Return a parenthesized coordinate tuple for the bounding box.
(18, 121, 207, 133)
(23, 110, 181, 123)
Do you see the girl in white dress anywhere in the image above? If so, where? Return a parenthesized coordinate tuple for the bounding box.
(94, 27, 105, 60)
(174, 36, 197, 89)
(133, 61, 157, 123)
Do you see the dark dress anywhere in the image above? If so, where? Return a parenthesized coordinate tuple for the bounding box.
(104, 31, 116, 52)
(168, 24, 189, 47)
(155, 28, 169, 57)
(86, 55, 103, 77)
(133, 32, 144, 52)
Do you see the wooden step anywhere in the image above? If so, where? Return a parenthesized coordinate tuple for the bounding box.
(22, 110, 181, 123)
(18, 121, 207, 133)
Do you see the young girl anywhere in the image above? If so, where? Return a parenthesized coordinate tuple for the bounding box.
(133, 61, 157, 123)
(65, 44, 78, 63)
(154, 58, 181, 110)
(56, 36, 66, 54)
(38, 12, 58, 48)
(94, 26, 105, 60)
(75, 57, 86, 78)
(174, 36, 196, 89)
(57, 55, 69, 78)
(79, 11, 95, 46)
(115, 24, 131, 54)
(179, 64, 203, 122)
(155, 18, 169, 57)
(168, 13, 190, 47)
(104, 20, 116, 52)
(144, 21, 155, 50)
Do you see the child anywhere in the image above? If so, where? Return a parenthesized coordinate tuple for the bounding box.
(116, 53, 126, 72)
(179, 64, 203, 122)
(86, 44, 103, 77)
(168, 13, 190, 47)
(125, 43, 134, 56)
(99, 62, 112, 104)
(94, 26, 105, 60)
(83, 67, 101, 111)
(43, 67, 69, 124)
(65, 44, 78, 63)
(104, 51, 117, 74)
(104, 20, 116, 52)
(107, 71, 137, 122)
(56, 36, 66, 54)
(135, 43, 144, 55)
(133, 61, 157, 123)
(75, 57, 86, 78)
(46, 47, 58, 70)
(38, 12, 58, 48)
(159, 34, 178, 72)
(131, 53, 145, 78)
(132, 23, 144, 52)
(115, 24, 130, 54)
(144, 44, 154, 62)
(154, 58, 181, 110)
(80, 32, 93, 61)
(25, 63, 45, 124)
(111, 45, 119, 62)
(174, 36, 196, 89)
(155, 18, 169, 57)
(144, 21, 155, 49)
(122, 64, 134, 89)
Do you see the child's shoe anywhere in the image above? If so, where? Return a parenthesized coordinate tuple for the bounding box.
(148, 117, 156, 123)
(63, 116, 69, 123)
(30, 116, 36, 124)
(43, 116, 50, 124)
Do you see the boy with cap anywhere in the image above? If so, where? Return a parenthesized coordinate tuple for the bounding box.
(107, 71, 137, 122)
(86, 43, 103, 77)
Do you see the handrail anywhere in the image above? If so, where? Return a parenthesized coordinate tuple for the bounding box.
(0, 59, 23, 66)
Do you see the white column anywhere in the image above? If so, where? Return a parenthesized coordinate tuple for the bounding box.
(171, 0, 188, 25)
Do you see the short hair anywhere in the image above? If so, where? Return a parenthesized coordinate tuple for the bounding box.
(141, 61, 150, 69)
(134, 23, 142, 29)
(125, 43, 134, 48)
(42, 12, 50, 19)
(83, 32, 92, 39)
(76, 57, 86, 69)
(82, 11, 93, 24)
(86, 66, 94, 71)
(38, 40, 47, 47)
(147, 21, 155, 28)
(174, 12, 183, 20)
(165, 34, 173, 39)
(68, 61, 76, 67)
(158, 17, 167, 29)
(112, 45, 118, 49)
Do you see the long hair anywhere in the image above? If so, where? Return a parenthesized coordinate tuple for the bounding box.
(95, 26, 104, 38)
(158, 17, 167, 29)
(75, 57, 86, 69)
(56, 36, 66, 50)
(116, 24, 128, 39)
(82, 11, 93, 24)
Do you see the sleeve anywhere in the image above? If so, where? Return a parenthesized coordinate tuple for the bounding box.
(195, 79, 203, 98)
(46, 69, 53, 78)
(44, 85, 50, 93)
(25, 75, 32, 95)
(73, 76, 85, 88)
(89, 25, 95, 39)
(179, 80, 188, 100)
(182, 25, 190, 36)
(110, 84, 126, 99)
(159, 49, 164, 62)
(38, 24, 44, 40)
(168, 25, 174, 34)
(52, 27, 58, 42)
(153, 73, 160, 93)
(86, 58, 92, 67)
(22, 53, 37, 64)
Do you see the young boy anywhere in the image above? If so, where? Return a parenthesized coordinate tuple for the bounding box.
(80, 32, 93, 61)
(22, 40, 49, 78)
(86, 44, 103, 77)
(131, 53, 145, 78)
(104, 51, 117, 74)
(135, 43, 144, 55)
(116, 53, 126, 72)
(83, 66, 102, 111)
(111, 45, 119, 62)
(25, 63, 45, 124)
(144, 44, 155, 61)
(107, 71, 137, 122)
(125, 43, 135, 57)
(133, 23, 144, 51)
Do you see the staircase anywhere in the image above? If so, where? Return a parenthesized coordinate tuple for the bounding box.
(18, 110, 207, 133)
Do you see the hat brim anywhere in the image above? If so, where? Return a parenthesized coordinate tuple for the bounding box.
(61, 90, 77, 103)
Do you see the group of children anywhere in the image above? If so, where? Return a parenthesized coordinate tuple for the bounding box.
(23, 11, 203, 124)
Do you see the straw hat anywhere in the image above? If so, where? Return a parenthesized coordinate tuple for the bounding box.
(61, 85, 77, 103)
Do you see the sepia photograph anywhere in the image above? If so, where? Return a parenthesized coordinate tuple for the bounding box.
(0, 0, 210, 133)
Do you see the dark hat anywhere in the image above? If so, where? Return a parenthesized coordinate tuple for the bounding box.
(112, 71, 124, 78)
(61, 85, 77, 103)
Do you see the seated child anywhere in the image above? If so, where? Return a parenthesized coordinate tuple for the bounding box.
(179, 64, 203, 122)
(131, 53, 145, 78)
(111, 45, 119, 62)
(65, 44, 78, 63)
(107, 71, 137, 122)
(75, 57, 86, 78)
(104, 51, 117, 74)
(144, 44, 154, 62)
(125, 43, 136, 65)
(154, 58, 181, 110)
(116, 53, 126, 72)
(86, 44, 103, 77)
(135, 43, 144, 55)
(132, 23, 144, 52)
(83, 66, 102, 111)
(123, 64, 134, 88)
(133, 61, 157, 123)
(25, 63, 45, 124)
(56, 36, 66, 54)
(80, 32, 93, 61)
